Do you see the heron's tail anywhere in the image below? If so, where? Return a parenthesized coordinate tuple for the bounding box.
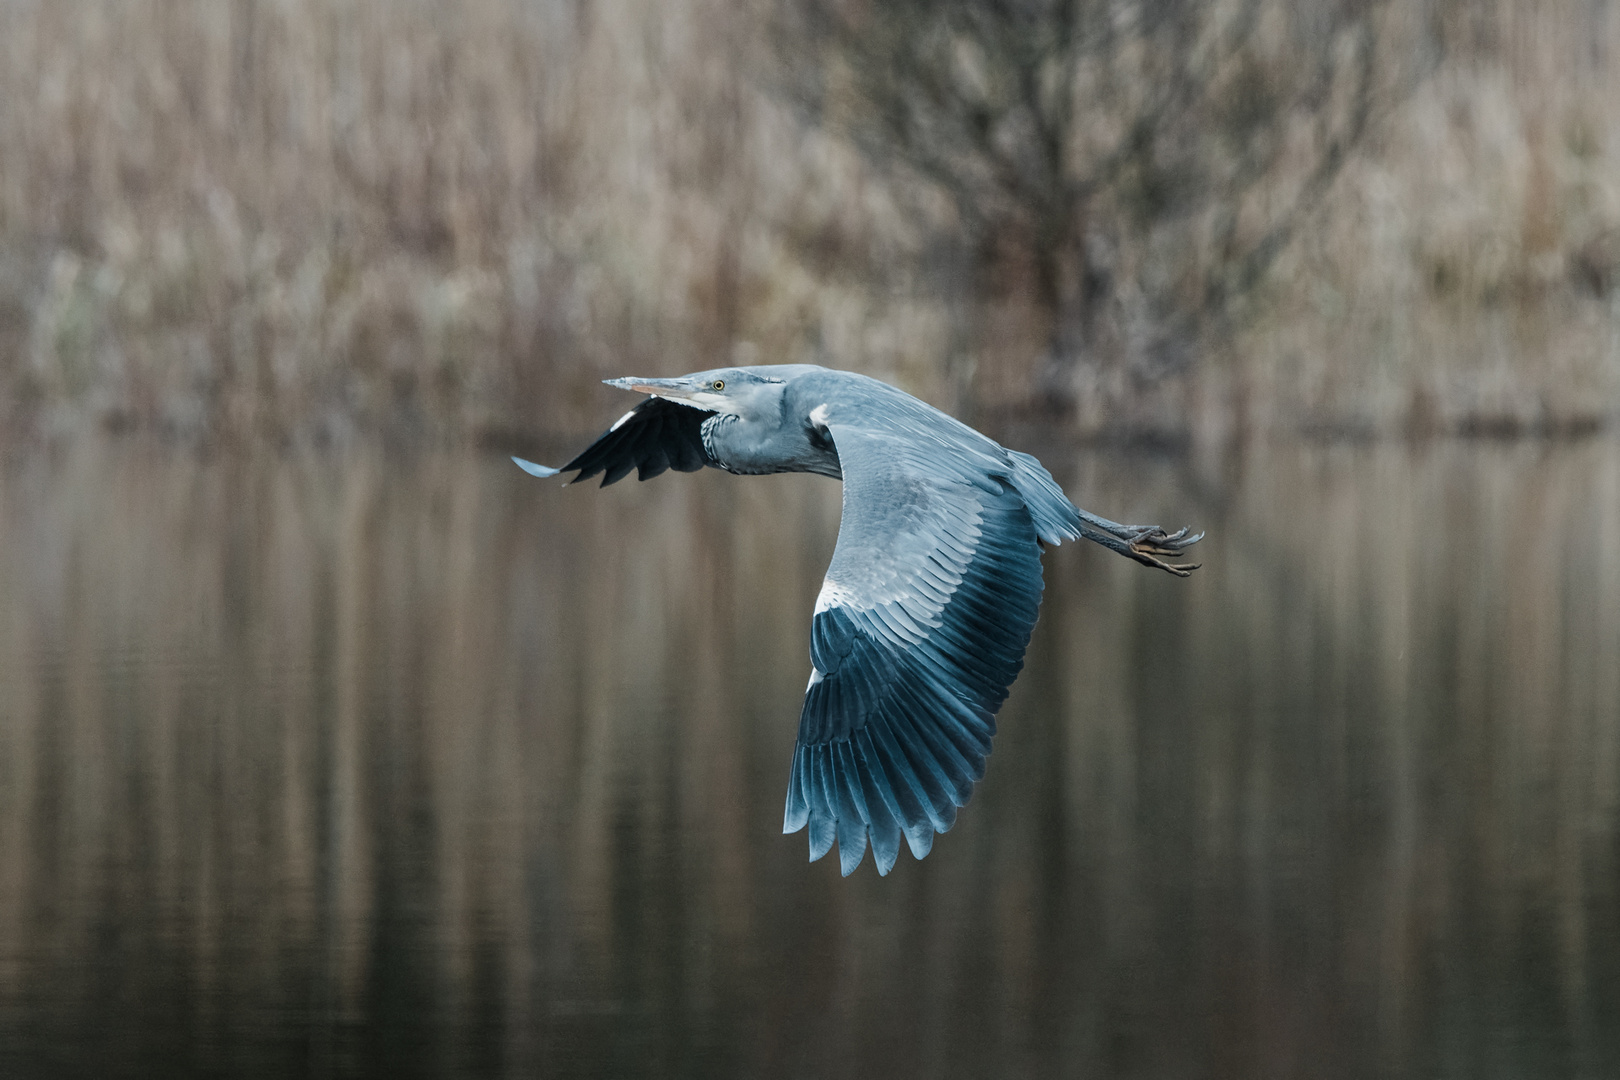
(1002, 450, 1082, 546)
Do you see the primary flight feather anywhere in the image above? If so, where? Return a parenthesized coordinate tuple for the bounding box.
(515, 365, 1201, 876)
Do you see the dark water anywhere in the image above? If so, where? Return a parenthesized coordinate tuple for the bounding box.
(1, 437, 1617, 1079)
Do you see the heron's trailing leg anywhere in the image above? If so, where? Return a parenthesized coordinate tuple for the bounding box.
(1077, 514, 1203, 577)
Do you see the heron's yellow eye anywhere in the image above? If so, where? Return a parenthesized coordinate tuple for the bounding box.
(712, 379, 725, 391)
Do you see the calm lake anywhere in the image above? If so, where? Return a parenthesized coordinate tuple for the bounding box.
(1, 436, 1617, 1079)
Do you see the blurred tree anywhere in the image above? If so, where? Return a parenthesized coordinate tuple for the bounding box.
(784, 0, 1396, 423)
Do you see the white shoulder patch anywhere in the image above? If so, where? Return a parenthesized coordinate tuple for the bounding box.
(609, 409, 638, 432)
(813, 579, 857, 614)
(809, 404, 831, 427)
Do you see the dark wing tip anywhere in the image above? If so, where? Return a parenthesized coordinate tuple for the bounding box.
(551, 398, 715, 487)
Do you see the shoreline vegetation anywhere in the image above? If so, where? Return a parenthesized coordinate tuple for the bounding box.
(1, 0, 1617, 449)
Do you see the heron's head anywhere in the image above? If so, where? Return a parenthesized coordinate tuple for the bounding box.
(604, 368, 785, 419)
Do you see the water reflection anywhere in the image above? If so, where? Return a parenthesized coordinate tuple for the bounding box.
(0, 437, 1616, 1079)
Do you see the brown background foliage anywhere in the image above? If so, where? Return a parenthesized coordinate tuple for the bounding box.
(0, 0, 1616, 446)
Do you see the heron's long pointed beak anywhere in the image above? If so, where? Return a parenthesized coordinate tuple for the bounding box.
(604, 376, 702, 403)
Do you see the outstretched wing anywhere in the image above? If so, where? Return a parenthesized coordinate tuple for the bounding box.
(513, 397, 715, 485)
(783, 422, 1046, 876)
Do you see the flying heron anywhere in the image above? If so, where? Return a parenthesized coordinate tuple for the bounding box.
(515, 364, 1201, 876)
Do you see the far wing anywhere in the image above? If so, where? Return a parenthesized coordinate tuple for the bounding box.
(514, 397, 715, 486)
(783, 422, 1045, 876)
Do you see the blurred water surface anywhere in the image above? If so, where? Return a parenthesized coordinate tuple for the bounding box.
(1, 436, 1617, 1080)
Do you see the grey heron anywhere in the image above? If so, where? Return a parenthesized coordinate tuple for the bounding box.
(515, 365, 1201, 876)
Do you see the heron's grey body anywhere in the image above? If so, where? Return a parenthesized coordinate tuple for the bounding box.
(515, 364, 1200, 876)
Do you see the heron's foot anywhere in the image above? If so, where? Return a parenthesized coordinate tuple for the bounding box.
(1125, 526, 1203, 577)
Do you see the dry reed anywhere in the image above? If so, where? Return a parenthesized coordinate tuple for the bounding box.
(0, 0, 1616, 444)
